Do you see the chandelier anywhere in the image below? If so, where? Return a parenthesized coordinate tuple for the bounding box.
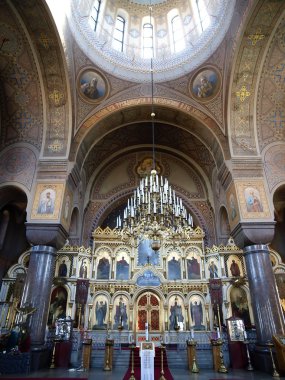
(115, 3, 194, 250)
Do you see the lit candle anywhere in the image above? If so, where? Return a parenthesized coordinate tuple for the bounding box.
(244, 330, 247, 339)
(191, 329, 194, 339)
(217, 327, 220, 339)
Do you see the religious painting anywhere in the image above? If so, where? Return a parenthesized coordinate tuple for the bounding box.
(96, 256, 110, 280)
(93, 295, 108, 330)
(190, 66, 221, 101)
(137, 239, 160, 266)
(189, 295, 205, 330)
(78, 68, 108, 102)
(61, 187, 73, 229)
(116, 255, 129, 280)
(137, 270, 161, 286)
(169, 296, 184, 330)
(236, 180, 271, 219)
(275, 273, 285, 299)
(227, 255, 243, 278)
(113, 295, 128, 329)
(186, 255, 201, 279)
(48, 286, 67, 326)
(226, 183, 240, 228)
(31, 183, 64, 220)
(167, 255, 181, 280)
(136, 157, 162, 177)
(79, 258, 89, 279)
(207, 258, 219, 279)
(230, 287, 251, 328)
(56, 256, 70, 278)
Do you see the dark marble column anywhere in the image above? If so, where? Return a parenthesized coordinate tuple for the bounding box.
(243, 244, 285, 344)
(21, 245, 57, 346)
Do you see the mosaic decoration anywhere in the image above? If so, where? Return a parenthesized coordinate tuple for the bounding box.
(257, 18, 285, 150)
(0, 147, 36, 190)
(0, 22, 23, 57)
(264, 145, 285, 192)
(30, 183, 64, 220)
(230, 1, 284, 155)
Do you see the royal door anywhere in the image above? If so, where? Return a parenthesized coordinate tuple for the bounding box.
(137, 292, 160, 331)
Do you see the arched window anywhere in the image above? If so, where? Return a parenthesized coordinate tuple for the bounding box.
(143, 22, 154, 59)
(113, 15, 125, 52)
(193, 0, 210, 33)
(91, 0, 102, 32)
(171, 14, 185, 53)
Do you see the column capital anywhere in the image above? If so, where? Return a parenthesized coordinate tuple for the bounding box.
(231, 221, 276, 249)
(26, 223, 68, 250)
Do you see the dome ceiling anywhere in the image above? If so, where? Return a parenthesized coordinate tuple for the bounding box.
(67, 0, 236, 82)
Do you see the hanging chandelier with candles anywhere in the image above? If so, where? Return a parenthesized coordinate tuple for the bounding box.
(115, 3, 194, 250)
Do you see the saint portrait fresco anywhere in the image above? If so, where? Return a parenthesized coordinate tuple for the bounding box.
(190, 296, 205, 330)
(48, 286, 67, 326)
(230, 287, 251, 328)
(169, 296, 184, 330)
(93, 296, 108, 330)
(208, 259, 219, 279)
(37, 189, 55, 214)
(97, 256, 110, 279)
(168, 256, 181, 280)
(227, 255, 242, 277)
(187, 256, 201, 279)
(116, 255, 129, 280)
(244, 187, 263, 213)
(78, 69, 107, 102)
(191, 67, 220, 101)
(57, 257, 70, 277)
(31, 183, 64, 220)
(79, 259, 89, 278)
(113, 296, 128, 329)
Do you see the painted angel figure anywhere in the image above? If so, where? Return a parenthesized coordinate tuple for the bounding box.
(190, 301, 204, 329)
(95, 300, 107, 327)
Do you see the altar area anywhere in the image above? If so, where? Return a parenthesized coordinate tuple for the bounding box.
(1, 226, 285, 368)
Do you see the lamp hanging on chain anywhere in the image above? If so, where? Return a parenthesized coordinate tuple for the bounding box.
(116, 2, 194, 250)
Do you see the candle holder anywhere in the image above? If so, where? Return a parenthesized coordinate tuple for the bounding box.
(50, 337, 62, 369)
(267, 342, 280, 378)
(187, 339, 199, 373)
(243, 338, 253, 371)
(211, 339, 228, 373)
(129, 343, 136, 380)
(159, 344, 166, 380)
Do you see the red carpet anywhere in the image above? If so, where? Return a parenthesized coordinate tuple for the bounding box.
(122, 346, 174, 380)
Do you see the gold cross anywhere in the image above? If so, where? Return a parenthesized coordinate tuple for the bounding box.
(48, 139, 63, 152)
(39, 32, 52, 49)
(248, 28, 265, 46)
(236, 85, 251, 102)
(49, 89, 64, 105)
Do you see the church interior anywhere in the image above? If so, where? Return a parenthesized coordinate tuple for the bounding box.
(0, 0, 285, 378)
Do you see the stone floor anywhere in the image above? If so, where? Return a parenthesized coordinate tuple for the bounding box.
(0, 366, 281, 379)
